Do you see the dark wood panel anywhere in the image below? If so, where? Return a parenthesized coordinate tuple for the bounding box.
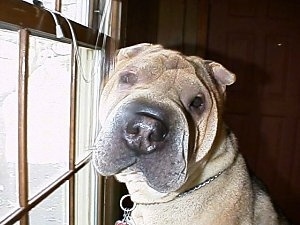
(255, 117, 282, 185)
(273, 118, 297, 202)
(267, 0, 300, 20)
(226, 33, 255, 94)
(123, 0, 202, 56)
(183, 0, 201, 55)
(207, 0, 300, 223)
(287, 38, 300, 98)
(263, 35, 289, 99)
(157, 0, 185, 48)
(228, 0, 258, 17)
(123, 0, 159, 46)
(287, 119, 300, 221)
(224, 114, 260, 168)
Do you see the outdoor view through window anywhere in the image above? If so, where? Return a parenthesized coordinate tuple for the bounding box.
(0, 0, 114, 224)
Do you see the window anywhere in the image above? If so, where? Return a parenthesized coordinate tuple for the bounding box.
(0, 0, 121, 224)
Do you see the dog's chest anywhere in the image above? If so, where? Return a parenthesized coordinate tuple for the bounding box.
(131, 193, 207, 225)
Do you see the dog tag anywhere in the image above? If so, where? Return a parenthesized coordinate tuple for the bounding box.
(115, 221, 128, 225)
(115, 218, 135, 225)
(125, 216, 136, 225)
(115, 219, 135, 225)
(115, 194, 137, 225)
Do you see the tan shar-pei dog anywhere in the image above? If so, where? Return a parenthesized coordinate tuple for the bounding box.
(93, 43, 289, 225)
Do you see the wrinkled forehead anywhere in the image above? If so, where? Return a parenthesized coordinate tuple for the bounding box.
(115, 49, 196, 76)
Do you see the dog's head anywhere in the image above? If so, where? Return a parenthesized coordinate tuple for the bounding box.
(93, 44, 235, 203)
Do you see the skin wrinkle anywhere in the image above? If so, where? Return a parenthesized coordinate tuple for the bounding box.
(186, 82, 216, 164)
(180, 130, 188, 174)
(126, 63, 161, 88)
(159, 70, 177, 95)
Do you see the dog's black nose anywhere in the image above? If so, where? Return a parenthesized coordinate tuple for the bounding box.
(124, 112, 168, 154)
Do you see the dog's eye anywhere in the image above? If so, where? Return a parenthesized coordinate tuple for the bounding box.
(190, 96, 204, 109)
(119, 71, 138, 85)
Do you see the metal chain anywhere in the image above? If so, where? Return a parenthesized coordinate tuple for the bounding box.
(178, 170, 224, 198)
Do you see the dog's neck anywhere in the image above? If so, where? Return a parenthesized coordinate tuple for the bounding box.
(176, 126, 237, 199)
(177, 169, 225, 198)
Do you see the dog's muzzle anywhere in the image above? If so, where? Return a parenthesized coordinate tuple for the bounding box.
(93, 98, 189, 193)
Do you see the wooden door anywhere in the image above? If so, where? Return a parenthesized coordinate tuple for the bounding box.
(206, 0, 300, 223)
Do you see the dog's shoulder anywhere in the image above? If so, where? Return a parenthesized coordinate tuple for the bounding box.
(251, 175, 291, 224)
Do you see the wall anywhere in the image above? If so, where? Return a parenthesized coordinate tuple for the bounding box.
(122, 0, 206, 56)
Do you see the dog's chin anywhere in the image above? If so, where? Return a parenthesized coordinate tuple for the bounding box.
(115, 170, 181, 204)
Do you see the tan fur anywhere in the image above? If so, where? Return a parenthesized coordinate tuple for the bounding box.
(93, 44, 289, 225)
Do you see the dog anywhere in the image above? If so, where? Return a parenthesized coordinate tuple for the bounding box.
(92, 43, 289, 224)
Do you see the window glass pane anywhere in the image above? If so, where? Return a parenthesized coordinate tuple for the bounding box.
(75, 162, 97, 225)
(30, 182, 69, 225)
(22, 0, 56, 10)
(41, 0, 56, 10)
(61, 0, 89, 26)
(27, 36, 71, 198)
(22, 0, 89, 26)
(0, 29, 19, 220)
(76, 47, 102, 163)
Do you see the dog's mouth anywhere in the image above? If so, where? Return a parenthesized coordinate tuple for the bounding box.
(93, 99, 189, 193)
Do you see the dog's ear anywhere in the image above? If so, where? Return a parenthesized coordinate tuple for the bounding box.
(116, 43, 153, 62)
(205, 61, 236, 93)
